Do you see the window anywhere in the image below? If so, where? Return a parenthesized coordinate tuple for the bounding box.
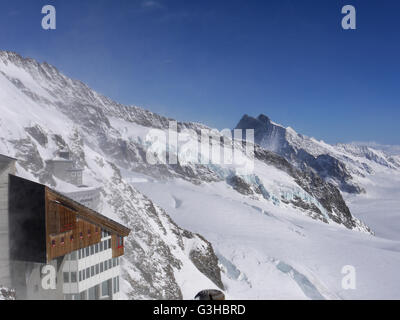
(117, 236, 124, 248)
(100, 241, 103, 251)
(90, 245, 94, 255)
(91, 266, 95, 277)
(88, 287, 96, 300)
(79, 249, 82, 259)
(95, 227, 99, 234)
(113, 258, 117, 268)
(113, 277, 120, 294)
(103, 240, 108, 250)
(80, 291, 87, 300)
(100, 263, 104, 273)
(70, 251, 77, 260)
(70, 235, 74, 242)
(71, 272, 77, 283)
(108, 239, 111, 249)
(79, 271, 82, 282)
(117, 258, 119, 266)
(60, 237, 65, 245)
(51, 240, 56, 247)
(86, 268, 90, 279)
(101, 280, 110, 297)
(86, 247, 89, 256)
(96, 264, 99, 275)
(108, 259, 112, 269)
(82, 270, 86, 281)
(104, 261, 108, 271)
(63, 272, 69, 283)
(95, 244, 99, 254)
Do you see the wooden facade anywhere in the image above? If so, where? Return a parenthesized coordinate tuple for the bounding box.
(111, 234, 124, 258)
(8, 175, 130, 263)
(45, 188, 130, 262)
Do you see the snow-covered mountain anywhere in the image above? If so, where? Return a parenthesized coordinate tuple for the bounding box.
(1, 51, 400, 299)
(349, 142, 400, 157)
(0, 51, 223, 299)
(236, 114, 400, 194)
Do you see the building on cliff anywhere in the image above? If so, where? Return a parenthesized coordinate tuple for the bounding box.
(0, 153, 130, 300)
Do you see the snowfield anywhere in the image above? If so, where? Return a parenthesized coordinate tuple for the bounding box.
(345, 170, 400, 242)
(127, 169, 400, 299)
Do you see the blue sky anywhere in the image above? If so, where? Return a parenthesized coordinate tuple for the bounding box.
(1, 0, 399, 144)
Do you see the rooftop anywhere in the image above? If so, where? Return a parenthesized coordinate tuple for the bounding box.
(0, 154, 17, 162)
(47, 181, 130, 237)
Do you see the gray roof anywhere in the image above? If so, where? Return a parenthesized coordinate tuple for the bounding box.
(0, 154, 17, 162)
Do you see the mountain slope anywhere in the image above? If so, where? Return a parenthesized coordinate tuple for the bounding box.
(0, 51, 223, 299)
(0, 51, 368, 233)
(2, 51, 399, 299)
(236, 114, 400, 194)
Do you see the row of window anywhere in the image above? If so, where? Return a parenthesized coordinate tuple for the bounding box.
(64, 277, 119, 300)
(50, 228, 122, 252)
(63, 258, 119, 284)
(85, 280, 114, 300)
(64, 240, 111, 261)
(53, 238, 122, 258)
(70, 171, 82, 177)
(78, 239, 112, 259)
(80, 257, 119, 282)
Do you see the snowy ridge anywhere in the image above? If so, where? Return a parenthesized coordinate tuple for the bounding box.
(0, 51, 223, 299)
(1, 51, 400, 299)
(236, 114, 400, 194)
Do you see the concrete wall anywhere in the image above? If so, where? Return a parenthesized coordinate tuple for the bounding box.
(0, 160, 15, 288)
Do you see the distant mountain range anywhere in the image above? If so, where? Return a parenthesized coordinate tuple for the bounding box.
(236, 114, 400, 194)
